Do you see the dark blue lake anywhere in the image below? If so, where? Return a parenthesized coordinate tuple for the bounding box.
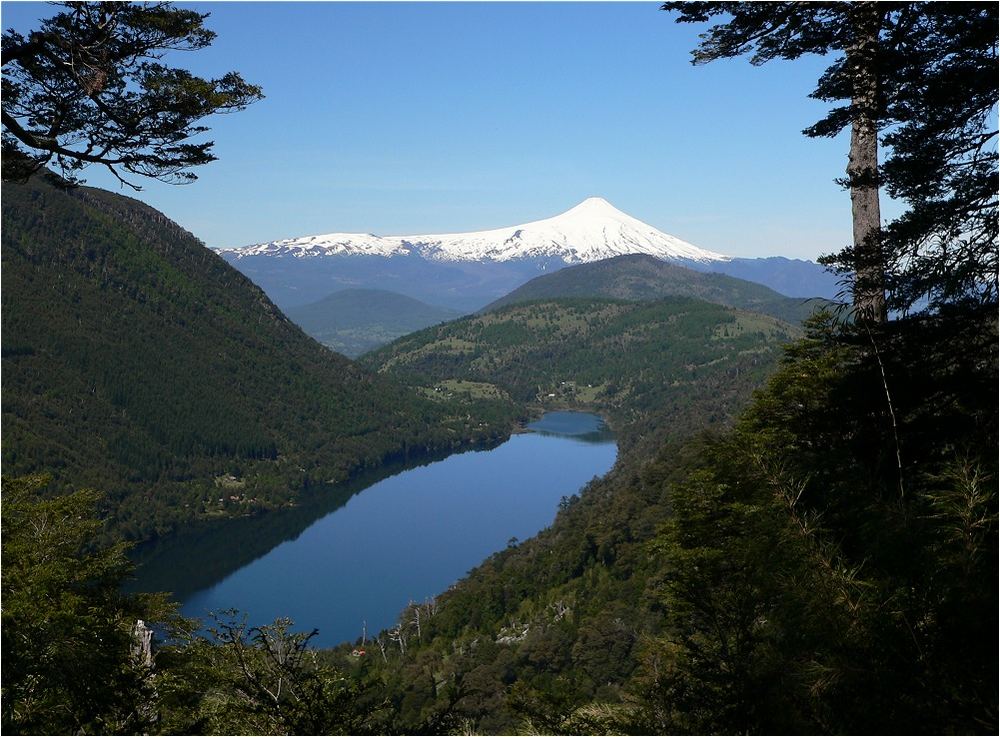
(131, 412, 616, 647)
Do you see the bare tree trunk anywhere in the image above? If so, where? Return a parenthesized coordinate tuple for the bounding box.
(131, 619, 158, 731)
(133, 619, 153, 668)
(389, 624, 407, 655)
(847, 1, 887, 323)
(411, 603, 422, 642)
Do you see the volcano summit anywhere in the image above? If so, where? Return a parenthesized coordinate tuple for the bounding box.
(222, 197, 730, 265)
(220, 198, 837, 312)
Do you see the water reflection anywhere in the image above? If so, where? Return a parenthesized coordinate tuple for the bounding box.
(131, 412, 616, 647)
(127, 439, 504, 600)
(526, 411, 615, 443)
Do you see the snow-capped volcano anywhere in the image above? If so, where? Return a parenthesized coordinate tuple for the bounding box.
(223, 197, 730, 265)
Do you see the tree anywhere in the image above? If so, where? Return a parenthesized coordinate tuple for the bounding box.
(638, 308, 998, 733)
(662, 2, 998, 319)
(815, 3, 998, 315)
(156, 610, 380, 735)
(2, 1, 262, 188)
(1, 475, 172, 734)
(868, 5, 997, 313)
(842, 2, 887, 322)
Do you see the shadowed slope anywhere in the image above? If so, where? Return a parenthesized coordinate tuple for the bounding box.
(1, 176, 507, 542)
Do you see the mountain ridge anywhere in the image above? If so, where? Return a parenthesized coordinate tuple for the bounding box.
(482, 253, 830, 325)
(1, 176, 511, 542)
(286, 288, 461, 357)
(219, 197, 842, 310)
(221, 197, 730, 265)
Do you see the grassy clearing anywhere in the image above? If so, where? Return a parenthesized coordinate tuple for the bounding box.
(439, 379, 509, 400)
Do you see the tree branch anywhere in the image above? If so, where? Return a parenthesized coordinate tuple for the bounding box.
(2, 109, 125, 165)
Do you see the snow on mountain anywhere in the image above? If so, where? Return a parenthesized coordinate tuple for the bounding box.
(228, 232, 412, 259)
(222, 197, 731, 265)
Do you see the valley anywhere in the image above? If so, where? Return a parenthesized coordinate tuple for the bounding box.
(131, 411, 617, 648)
(0, 176, 519, 544)
(0, 171, 866, 735)
(5, 172, 993, 736)
(2, 3, 995, 734)
(286, 288, 461, 358)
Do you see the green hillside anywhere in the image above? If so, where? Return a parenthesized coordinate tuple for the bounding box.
(1, 177, 512, 542)
(286, 288, 461, 357)
(338, 308, 997, 735)
(351, 295, 803, 730)
(483, 253, 831, 325)
(365, 296, 799, 452)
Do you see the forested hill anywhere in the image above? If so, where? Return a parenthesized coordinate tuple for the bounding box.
(286, 288, 461, 357)
(365, 297, 799, 453)
(0, 176, 511, 543)
(340, 307, 997, 735)
(482, 253, 831, 325)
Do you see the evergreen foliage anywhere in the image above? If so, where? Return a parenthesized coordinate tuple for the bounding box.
(287, 288, 461, 358)
(1, 475, 168, 734)
(875, 5, 998, 312)
(1, 477, 379, 735)
(663, 2, 999, 317)
(639, 308, 998, 734)
(1, 1, 263, 187)
(1, 175, 513, 543)
(481, 253, 830, 324)
(154, 612, 379, 735)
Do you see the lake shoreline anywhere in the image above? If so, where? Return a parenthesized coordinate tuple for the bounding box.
(131, 411, 618, 648)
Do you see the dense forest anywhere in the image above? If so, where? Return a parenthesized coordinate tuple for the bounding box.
(336, 308, 996, 734)
(2, 1, 997, 735)
(1, 175, 517, 543)
(7, 306, 993, 734)
(481, 253, 829, 324)
(365, 296, 798, 454)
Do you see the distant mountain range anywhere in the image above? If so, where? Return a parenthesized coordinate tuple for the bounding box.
(483, 254, 830, 325)
(286, 289, 460, 358)
(219, 198, 842, 312)
(703, 255, 845, 301)
(223, 197, 728, 264)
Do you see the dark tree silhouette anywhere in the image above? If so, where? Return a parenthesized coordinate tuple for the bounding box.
(663, 2, 998, 318)
(864, 5, 997, 313)
(2, 1, 262, 188)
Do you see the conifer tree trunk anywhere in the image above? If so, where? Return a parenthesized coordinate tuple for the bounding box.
(847, 2, 887, 323)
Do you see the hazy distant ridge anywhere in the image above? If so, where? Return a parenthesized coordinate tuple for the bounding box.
(287, 289, 461, 357)
(220, 197, 841, 311)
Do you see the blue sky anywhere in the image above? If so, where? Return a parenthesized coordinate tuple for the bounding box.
(3, 1, 868, 258)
